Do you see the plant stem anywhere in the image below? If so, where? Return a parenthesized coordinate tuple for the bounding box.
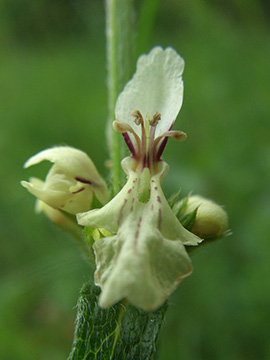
(136, 0, 160, 57)
(105, 0, 134, 195)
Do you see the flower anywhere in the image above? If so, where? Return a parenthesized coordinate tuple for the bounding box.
(78, 158, 201, 311)
(179, 195, 228, 238)
(77, 47, 201, 311)
(113, 46, 187, 174)
(35, 199, 82, 237)
(21, 146, 109, 215)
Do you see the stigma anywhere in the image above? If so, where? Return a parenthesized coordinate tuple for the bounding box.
(113, 110, 187, 174)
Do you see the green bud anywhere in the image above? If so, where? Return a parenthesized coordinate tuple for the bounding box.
(181, 195, 228, 238)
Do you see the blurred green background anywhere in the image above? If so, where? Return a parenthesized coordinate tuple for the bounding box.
(1, 0, 270, 359)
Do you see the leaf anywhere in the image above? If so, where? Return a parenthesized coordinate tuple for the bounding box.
(179, 207, 198, 231)
(167, 188, 181, 208)
(68, 282, 168, 360)
(172, 195, 189, 218)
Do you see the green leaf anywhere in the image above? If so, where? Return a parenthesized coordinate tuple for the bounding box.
(179, 207, 198, 231)
(167, 188, 181, 208)
(68, 282, 168, 360)
(172, 195, 189, 218)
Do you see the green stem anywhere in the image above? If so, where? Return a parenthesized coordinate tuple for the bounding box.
(110, 299, 127, 359)
(136, 0, 160, 57)
(105, 0, 134, 195)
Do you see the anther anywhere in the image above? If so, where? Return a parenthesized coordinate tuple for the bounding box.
(132, 110, 144, 126)
(163, 130, 187, 141)
(113, 121, 134, 134)
(150, 112, 161, 126)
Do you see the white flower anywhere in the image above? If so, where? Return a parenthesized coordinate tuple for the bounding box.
(21, 146, 109, 215)
(113, 46, 187, 174)
(35, 199, 82, 236)
(78, 158, 200, 311)
(77, 47, 201, 311)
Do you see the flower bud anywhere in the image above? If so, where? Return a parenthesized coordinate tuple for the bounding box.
(181, 195, 228, 238)
(21, 146, 109, 215)
(36, 199, 81, 237)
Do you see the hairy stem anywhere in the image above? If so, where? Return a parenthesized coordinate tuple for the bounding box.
(105, 0, 134, 195)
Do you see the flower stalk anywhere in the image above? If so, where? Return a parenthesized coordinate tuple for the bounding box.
(105, 0, 134, 195)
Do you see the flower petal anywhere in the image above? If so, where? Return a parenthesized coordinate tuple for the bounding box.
(35, 200, 82, 236)
(21, 177, 93, 214)
(77, 165, 139, 233)
(24, 146, 105, 187)
(77, 158, 200, 310)
(115, 46, 184, 138)
(22, 146, 109, 211)
(94, 215, 192, 311)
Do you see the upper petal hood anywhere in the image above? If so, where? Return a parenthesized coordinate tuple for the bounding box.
(115, 46, 184, 139)
(22, 146, 109, 214)
(24, 146, 105, 184)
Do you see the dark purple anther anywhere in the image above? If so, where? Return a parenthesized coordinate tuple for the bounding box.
(75, 177, 93, 186)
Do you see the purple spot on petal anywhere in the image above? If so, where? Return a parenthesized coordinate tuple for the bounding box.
(72, 187, 85, 194)
(118, 199, 127, 226)
(134, 216, 143, 251)
(158, 208, 162, 230)
(130, 198, 135, 211)
(157, 196, 161, 203)
(154, 186, 158, 191)
(75, 177, 94, 186)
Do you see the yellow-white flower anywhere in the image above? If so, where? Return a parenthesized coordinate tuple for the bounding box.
(113, 46, 187, 175)
(21, 146, 109, 215)
(77, 47, 201, 311)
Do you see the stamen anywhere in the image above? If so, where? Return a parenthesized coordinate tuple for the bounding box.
(163, 130, 187, 141)
(113, 121, 141, 159)
(114, 111, 186, 174)
(153, 135, 165, 162)
(153, 130, 187, 163)
(113, 121, 134, 134)
(132, 110, 144, 126)
(132, 110, 146, 167)
(150, 112, 161, 126)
